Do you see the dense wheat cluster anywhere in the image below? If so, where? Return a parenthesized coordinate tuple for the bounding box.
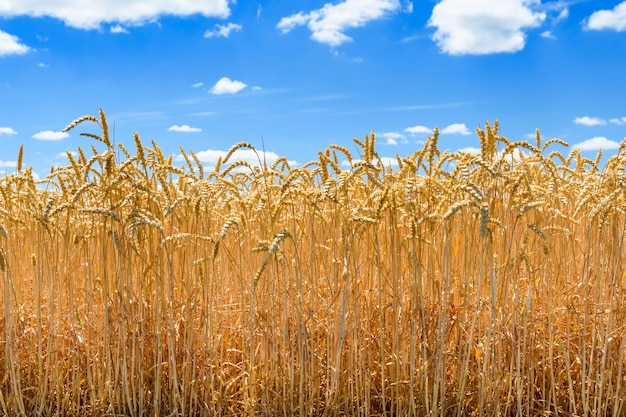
(1, 110, 626, 416)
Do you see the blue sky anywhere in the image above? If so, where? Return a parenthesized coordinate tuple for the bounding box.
(1, 0, 625, 176)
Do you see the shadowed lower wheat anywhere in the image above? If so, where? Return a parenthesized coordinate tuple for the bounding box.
(1, 111, 626, 416)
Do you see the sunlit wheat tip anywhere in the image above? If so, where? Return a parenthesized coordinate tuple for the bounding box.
(62, 115, 99, 132)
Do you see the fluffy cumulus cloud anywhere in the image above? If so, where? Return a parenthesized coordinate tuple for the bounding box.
(210, 77, 247, 95)
(168, 124, 202, 133)
(0, 127, 18, 136)
(585, 2, 626, 31)
(574, 116, 606, 126)
(32, 130, 69, 140)
(277, 0, 402, 47)
(441, 123, 471, 135)
(0, 30, 30, 56)
(457, 147, 480, 154)
(573, 137, 620, 151)
(204, 22, 242, 38)
(405, 125, 432, 135)
(0, 0, 230, 29)
(428, 0, 546, 55)
(381, 131, 407, 145)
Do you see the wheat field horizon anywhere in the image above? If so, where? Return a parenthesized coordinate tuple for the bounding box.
(0, 110, 625, 416)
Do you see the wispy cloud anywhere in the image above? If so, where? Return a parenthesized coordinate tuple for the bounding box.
(0, 127, 18, 136)
(572, 136, 620, 151)
(0, 30, 30, 56)
(427, 0, 546, 55)
(540, 30, 556, 39)
(192, 82, 204, 88)
(210, 77, 247, 95)
(0, 0, 230, 29)
(574, 116, 606, 126)
(110, 24, 130, 34)
(277, 0, 402, 47)
(387, 102, 469, 111)
(204, 22, 242, 38)
(168, 124, 202, 133)
(585, 2, 626, 31)
(32, 130, 69, 141)
(610, 117, 626, 125)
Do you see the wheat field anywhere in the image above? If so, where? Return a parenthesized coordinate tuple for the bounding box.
(1, 110, 625, 416)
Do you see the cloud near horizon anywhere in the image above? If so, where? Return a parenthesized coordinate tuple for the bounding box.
(178, 148, 297, 168)
(572, 136, 620, 151)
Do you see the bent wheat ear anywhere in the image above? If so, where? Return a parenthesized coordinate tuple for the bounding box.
(62, 114, 99, 132)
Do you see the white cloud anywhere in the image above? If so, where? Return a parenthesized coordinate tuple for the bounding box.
(585, 2, 626, 31)
(110, 24, 130, 34)
(540, 30, 556, 39)
(0, 0, 230, 30)
(57, 151, 78, 159)
(341, 157, 399, 168)
(0, 160, 17, 168)
(441, 123, 471, 135)
(457, 146, 481, 154)
(0, 127, 18, 136)
(427, 0, 546, 55)
(381, 131, 407, 145)
(168, 124, 202, 133)
(0, 30, 30, 56)
(609, 117, 626, 125)
(574, 116, 606, 126)
(572, 136, 620, 151)
(38, 62, 48, 68)
(210, 77, 247, 95)
(204, 22, 242, 38)
(32, 130, 69, 141)
(555, 6, 569, 22)
(251, 86, 262, 91)
(405, 125, 432, 135)
(277, 0, 402, 47)
(378, 156, 400, 168)
(183, 148, 297, 167)
(192, 82, 204, 88)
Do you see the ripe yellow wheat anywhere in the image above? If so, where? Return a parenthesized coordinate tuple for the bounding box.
(0, 110, 625, 416)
